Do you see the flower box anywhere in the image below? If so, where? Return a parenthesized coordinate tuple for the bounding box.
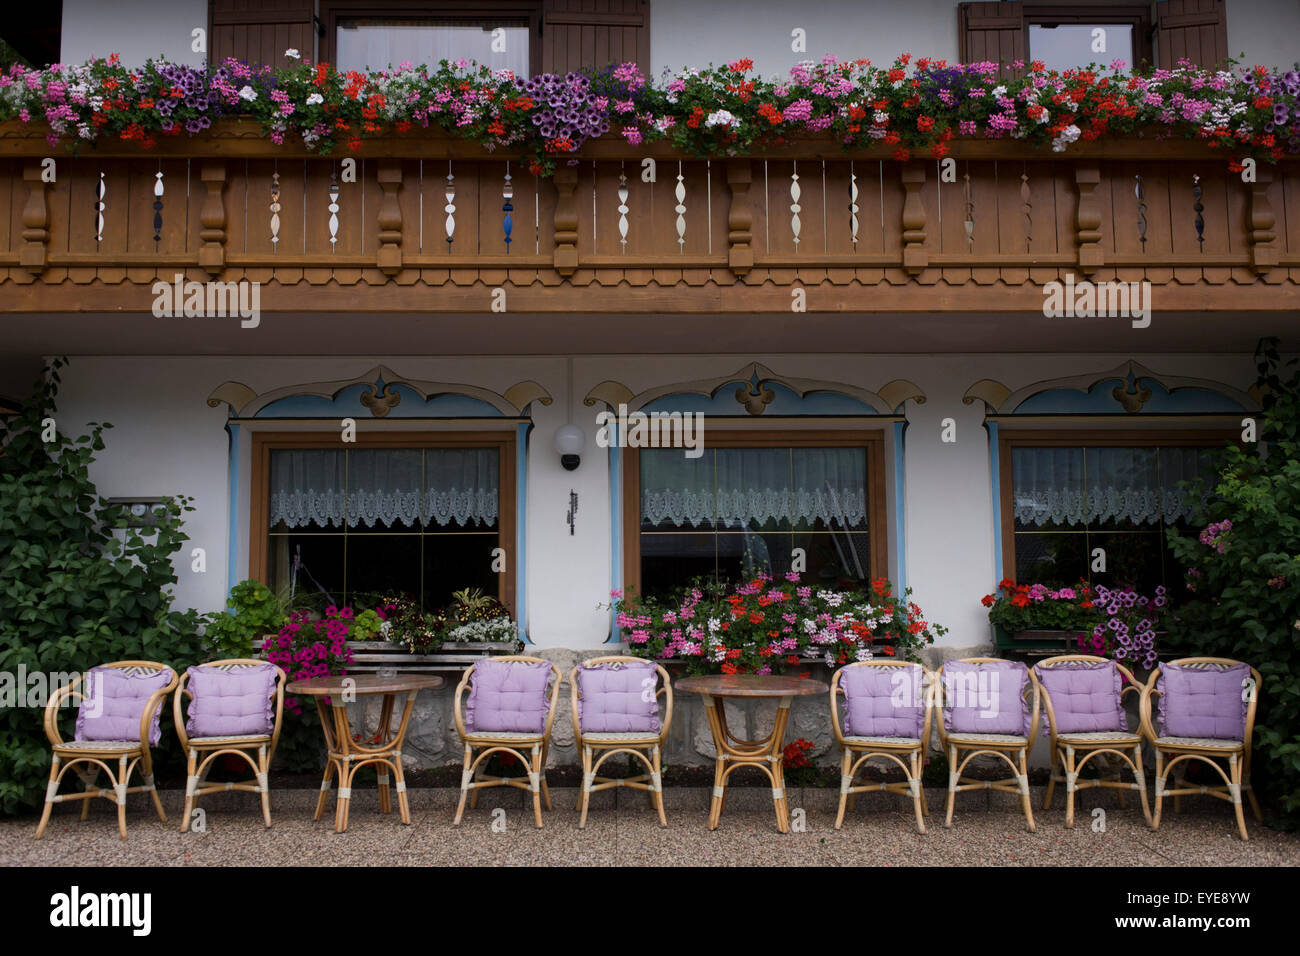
(993, 624, 1083, 656)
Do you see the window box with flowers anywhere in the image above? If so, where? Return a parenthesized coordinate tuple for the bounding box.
(611, 574, 947, 677)
(982, 579, 1098, 655)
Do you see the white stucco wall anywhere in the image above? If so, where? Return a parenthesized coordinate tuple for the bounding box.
(49, 351, 1256, 654)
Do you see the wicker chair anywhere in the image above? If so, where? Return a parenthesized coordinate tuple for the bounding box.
(35, 660, 177, 841)
(569, 656, 674, 828)
(174, 659, 287, 831)
(1032, 655, 1151, 828)
(1140, 656, 1263, 840)
(829, 660, 932, 832)
(452, 655, 563, 829)
(935, 657, 1040, 832)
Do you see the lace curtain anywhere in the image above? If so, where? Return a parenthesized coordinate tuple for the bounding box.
(1011, 446, 1216, 527)
(640, 447, 868, 529)
(269, 448, 498, 529)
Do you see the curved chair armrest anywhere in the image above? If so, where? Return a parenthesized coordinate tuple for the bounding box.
(136, 672, 178, 774)
(656, 664, 674, 742)
(452, 666, 474, 741)
(567, 665, 583, 748)
(173, 671, 194, 752)
(43, 676, 83, 748)
(828, 670, 847, 746)
(541, 663, 564, 740)
(1137, 666, 1162, 742)
(1030, 668, 1056, 748)
(266, 665, 287, 763)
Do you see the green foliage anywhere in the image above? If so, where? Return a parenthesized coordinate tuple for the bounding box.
(1166, 338, 1300, 828)
(0, 359, 205, 815)
(203, 579, 284, 657)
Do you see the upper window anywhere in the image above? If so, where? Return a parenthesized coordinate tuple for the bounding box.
(336, 18, 531, 74)
(1027, 22, 1134, 72)
(1002, 433, 1224, 597)
(253, 436, 513, 612)
(629, 435, 886, 600)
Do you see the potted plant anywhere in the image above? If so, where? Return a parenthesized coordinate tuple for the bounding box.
(1075, 584, 1167, 676)
(609, 573, 947, 676)
(441, 588, 523, 652)
(981, 579, 1096, 653)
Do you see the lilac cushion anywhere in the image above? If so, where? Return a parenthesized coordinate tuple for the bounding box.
(942, 660, 1032, 736)
(840, 664, 925, 738)
(577, 660, 660, 734)
(76, 666, 174, 745)
(185, 663, 278, 738)
(465, 659, 552, 734)
(1035, 661, 1126, 735)
(1157, 662, 1250, 741)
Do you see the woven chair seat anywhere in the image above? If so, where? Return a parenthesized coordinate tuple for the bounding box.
(1058, 731, 1141, 744)
(580, 731, 661, 744)
(1155, 735, 1244, 750)
(945, 732, 1029, 746)
(844, 735, 922, 747)
(464, 730, 546, 742)
(188, 734, 272, 746)
(59, 740, 144, 752)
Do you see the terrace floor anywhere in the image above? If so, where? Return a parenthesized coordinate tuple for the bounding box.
(5, 785, 1298, 867)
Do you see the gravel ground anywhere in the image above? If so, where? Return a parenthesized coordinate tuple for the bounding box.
(5, 784, 1298, 867)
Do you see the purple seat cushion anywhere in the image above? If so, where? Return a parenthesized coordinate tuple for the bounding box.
(76, 666, 174, 745)
(942, 660, 1032, 736)
(577, 660, 660, 734)
(1157, 662, 1250, 741)
(185, 663, 278, 738)
(840, 664, 925, 738)
(1035, 661, 1125, 735)
(465, 659, 553, 734)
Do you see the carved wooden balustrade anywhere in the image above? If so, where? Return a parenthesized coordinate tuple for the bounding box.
(0, 121, 1296, 313)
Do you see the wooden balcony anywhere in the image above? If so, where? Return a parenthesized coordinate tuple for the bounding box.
(0, 120, 1297, 314)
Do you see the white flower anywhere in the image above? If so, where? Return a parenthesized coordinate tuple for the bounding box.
(705, 109, 739, 128)
(1051, 123, 1081, 152)
(238, 85, 257, 102)
(284, 48, 301, 60)
(992, 84, 1007, 98)
(306, 92, 323, 106)
(707, 616, 721, 633)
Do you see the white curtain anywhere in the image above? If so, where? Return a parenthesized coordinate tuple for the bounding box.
(1012, 446, 1215, 527)
(640, 448, 868, 529)
(336, 21, 530, 73)
(269, 448, 498, 529)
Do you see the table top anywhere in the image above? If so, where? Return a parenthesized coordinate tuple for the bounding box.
(286, 673, 444, 696)
(676, 674, 829, 698)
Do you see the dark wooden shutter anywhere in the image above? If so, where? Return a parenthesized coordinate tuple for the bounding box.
(210, 0, 316, 69)
(958, 2, 1025, 77)
(541, 0, 650, 74)
(1155, 0, 1228, 69)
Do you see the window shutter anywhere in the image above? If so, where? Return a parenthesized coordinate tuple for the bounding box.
(1154, 0, 1227, 70)
(958, 2, 1025, 77)
(541, 0, 650, 74)
(209, 0, 316, 69)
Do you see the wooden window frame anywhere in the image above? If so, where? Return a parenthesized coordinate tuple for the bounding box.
(622, 429, 889, 598)
(249, 430, 517, 614)
(996, 427, 1232, 583)
(319, 1, 544, 75)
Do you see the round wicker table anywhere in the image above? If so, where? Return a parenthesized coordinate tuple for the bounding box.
(287, 673, 443, 833)
(676, 674, 829, 833)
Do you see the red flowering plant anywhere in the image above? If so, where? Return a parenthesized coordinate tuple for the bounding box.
(610, 573, 946, 677)
(4, 50, 1297, 170)
(980, 578, 1097, 635)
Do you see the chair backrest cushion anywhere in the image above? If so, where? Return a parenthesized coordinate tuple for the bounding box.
(577, 660, 660, 734)
(76, 666, 174, 744)
(1157, 661, 1250, 740)
(942, 660, 1031, 736)
(1035, 661, 1125, 734)
(840, 664, 925, 738)
(185, 663, 278, 738)
(466, 659, 552, 734)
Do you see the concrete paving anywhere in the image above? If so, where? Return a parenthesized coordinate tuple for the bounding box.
(5, 786, 1297, 867)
